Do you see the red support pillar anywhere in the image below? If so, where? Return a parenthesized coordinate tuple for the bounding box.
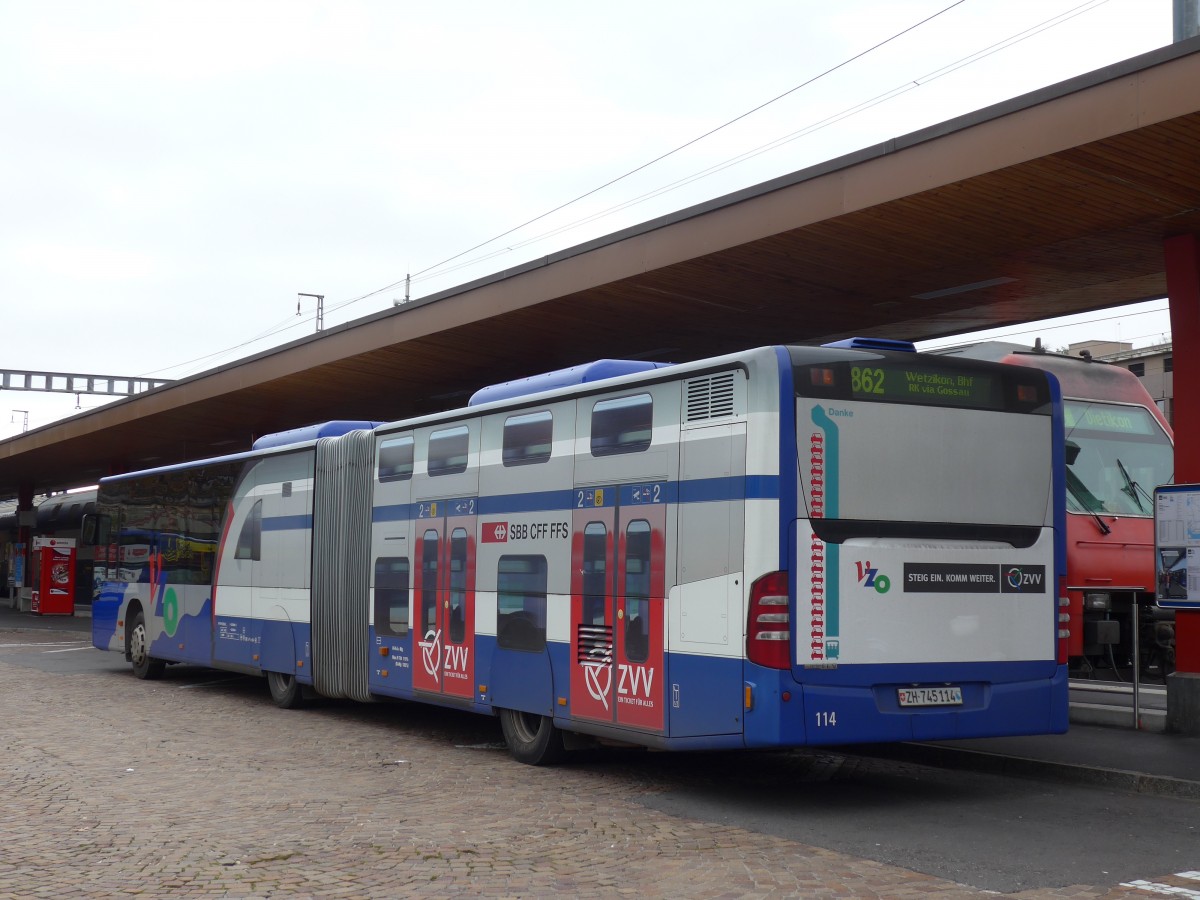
(1165, 233, 1200, 676)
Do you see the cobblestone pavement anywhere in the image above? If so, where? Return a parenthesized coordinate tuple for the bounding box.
(0, 633, 1187, 899)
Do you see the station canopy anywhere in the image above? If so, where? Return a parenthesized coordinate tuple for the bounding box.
(2, 38, 1200, 497)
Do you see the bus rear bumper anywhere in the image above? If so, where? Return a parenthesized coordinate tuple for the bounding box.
(744, 664, 1069, 747)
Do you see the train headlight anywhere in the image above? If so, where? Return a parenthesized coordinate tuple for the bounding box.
(1083, 592, 1111, 611)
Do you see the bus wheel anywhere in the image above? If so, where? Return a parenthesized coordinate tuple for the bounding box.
(499, 709, 566, 766)
(266, 671, 306, 709)
(128, 610, 165, 680)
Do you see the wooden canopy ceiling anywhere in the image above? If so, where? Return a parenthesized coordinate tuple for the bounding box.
(4, 37, 1200, 498)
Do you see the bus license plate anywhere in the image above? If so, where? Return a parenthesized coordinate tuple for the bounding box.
(897, 686, 963, 707)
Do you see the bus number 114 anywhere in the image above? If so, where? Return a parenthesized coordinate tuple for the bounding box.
(815, 711, 837, 728)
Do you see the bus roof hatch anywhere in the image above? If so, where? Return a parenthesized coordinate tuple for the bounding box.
(821, 337, 916, 353)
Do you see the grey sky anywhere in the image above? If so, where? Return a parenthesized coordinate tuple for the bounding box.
(0, 0, 1173, 437)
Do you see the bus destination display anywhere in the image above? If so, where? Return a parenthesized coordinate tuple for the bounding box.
(847, 363, 1003, 409)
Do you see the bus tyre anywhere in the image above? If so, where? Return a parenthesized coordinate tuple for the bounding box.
(499, 708, 566, 766)
(266, 671, 306, 710)
(128, 610, 165, 680)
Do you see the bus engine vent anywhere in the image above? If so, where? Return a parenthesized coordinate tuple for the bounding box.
(685, 372, 736, 423)
(577, 624, 614, 664)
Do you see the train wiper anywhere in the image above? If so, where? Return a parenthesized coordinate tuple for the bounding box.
(1116, 457, 1150, 513)
(1065, 472, 1111, 535)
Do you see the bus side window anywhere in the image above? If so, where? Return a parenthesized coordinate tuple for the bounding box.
(582, 522, 608, 625)
(235, 499, 263, 561)
(497, 555, 547, 652)
(503, 411, 553, 466)
(378, 436, 414, 482)
(428, 426, 469, 476)
(448, 528, 468, 644)
(81, 513, 111, 546)
(591, 394, 653, 456)
(420, 530, 439, 638)
(624, 519, 651, 663)
(374, 557, 410, 637)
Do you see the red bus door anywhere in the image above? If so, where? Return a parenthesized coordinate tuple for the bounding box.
(569, 483, 666, 733)
(412, 499, 476, 700)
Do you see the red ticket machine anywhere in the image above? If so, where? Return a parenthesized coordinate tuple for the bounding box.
(32, 537, 76, 616)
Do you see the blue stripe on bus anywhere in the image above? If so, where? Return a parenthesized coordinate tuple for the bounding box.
(370, 474, 782, 524)
(268, 474, 781, 531)
(373, 504, 414, 523)
(478, 490, 574, 515)
(677, 477, 741, 503)
(262, 514, 312, 532)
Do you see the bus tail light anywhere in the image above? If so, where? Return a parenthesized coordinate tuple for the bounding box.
(747, 570, 791, 670)
(1057, 575, 1070, 665)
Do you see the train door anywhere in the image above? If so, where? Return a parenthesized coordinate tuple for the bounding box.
(412, 498, 477, 700)
(569, 483, 667, 732)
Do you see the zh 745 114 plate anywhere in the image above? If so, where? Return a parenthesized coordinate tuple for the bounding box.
(897, 686, 963, 707)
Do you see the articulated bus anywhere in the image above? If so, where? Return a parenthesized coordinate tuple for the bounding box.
(939, 342, 1175, 677)
(89, 340, 1068, 764)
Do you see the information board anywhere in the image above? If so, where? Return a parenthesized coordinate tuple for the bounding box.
(1153, 484, 1200, 609)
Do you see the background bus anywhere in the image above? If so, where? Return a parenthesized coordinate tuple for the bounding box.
(938, 341, 1175, 679)
(1, 488, 97, 611)
(88, 340, 1067, 764)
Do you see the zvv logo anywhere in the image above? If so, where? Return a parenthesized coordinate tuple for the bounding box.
(581, 649, 612, 710)
(418, 628, 442, 677)
(618, 663, 655, 698)
(1003, 565, 1046, 593)
(444, 643, 469, 673)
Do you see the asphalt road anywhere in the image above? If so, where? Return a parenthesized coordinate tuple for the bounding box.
(3, 629, 1197, 898)
(634, 749, 1199, 893)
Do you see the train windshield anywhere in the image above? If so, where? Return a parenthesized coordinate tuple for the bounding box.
(1063, 401, 1173, 517)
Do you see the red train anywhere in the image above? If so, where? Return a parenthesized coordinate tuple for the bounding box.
(941, 342, 1175, 678)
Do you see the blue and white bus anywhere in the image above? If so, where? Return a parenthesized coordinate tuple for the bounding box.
(89, 339, 1068, 764)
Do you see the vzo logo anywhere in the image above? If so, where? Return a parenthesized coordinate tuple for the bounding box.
(855, 560, 891, 594)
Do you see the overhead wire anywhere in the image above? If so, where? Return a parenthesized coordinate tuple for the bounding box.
(143, 310, 317, 379)
(152, 0, 976, 378)
(361, 0, 1113, 298)
(400, 0, 1113, 291)
(406, 0, 972, 285)
(323, 0, 972, 315)
(147, 0, 1124, 378)
(919, 301, 1172, 350)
